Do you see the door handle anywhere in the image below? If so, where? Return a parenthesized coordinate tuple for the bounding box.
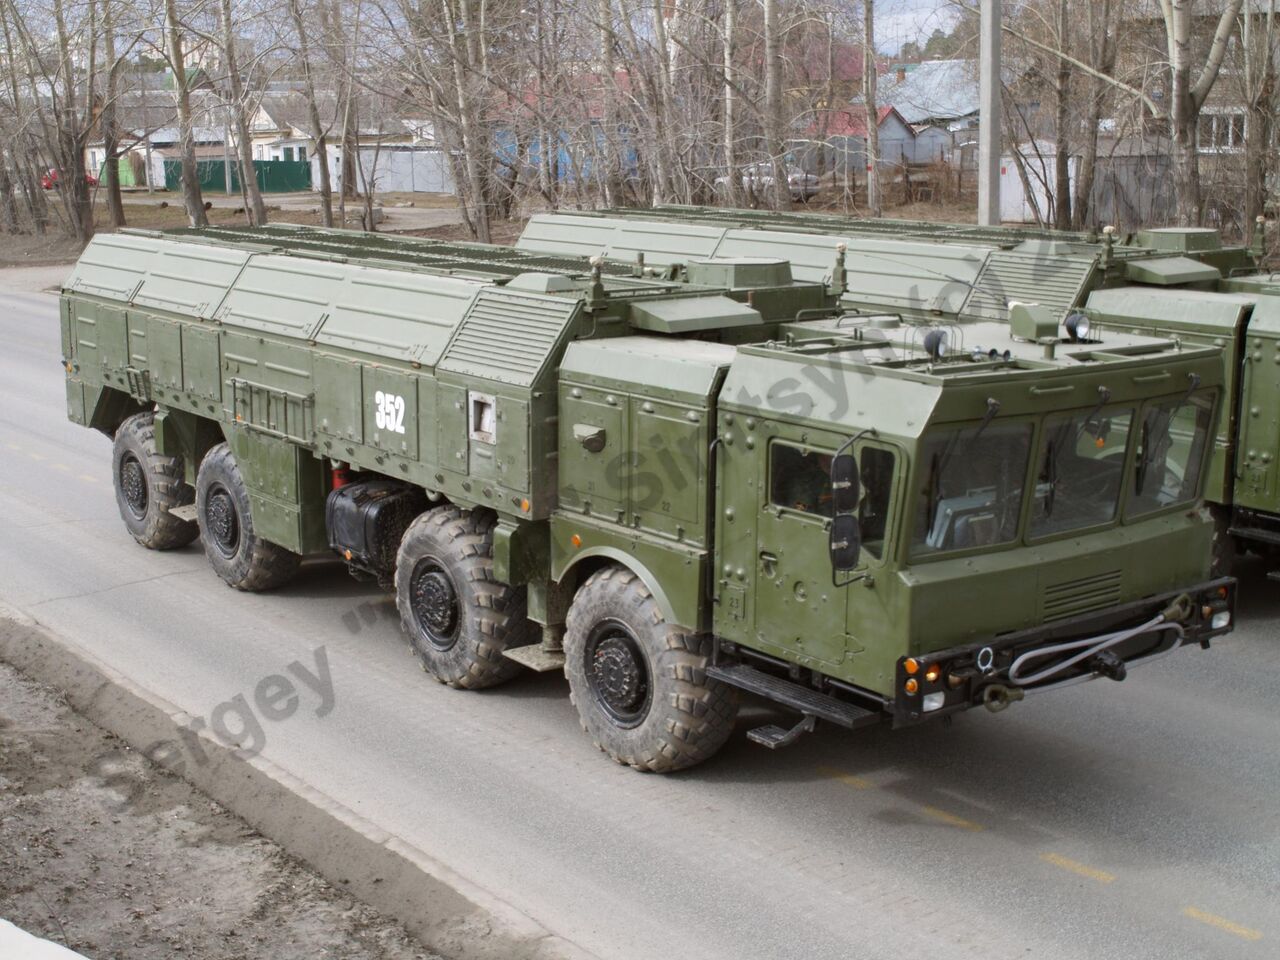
(759, 551, 778, 577)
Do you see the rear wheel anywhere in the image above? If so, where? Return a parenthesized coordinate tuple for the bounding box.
(195, 443, 300, 591)
(563, 566, 737, 772)
(111, 412, 197, 550)
(394, 506, 536, 689)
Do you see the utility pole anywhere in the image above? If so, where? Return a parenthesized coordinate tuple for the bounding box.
(978, 0, 1001, 225)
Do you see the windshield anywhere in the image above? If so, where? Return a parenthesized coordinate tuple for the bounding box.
(911, 421, 1033, 557)
(1031, 407, 1132, 537)
(911, 389, 1215, 560)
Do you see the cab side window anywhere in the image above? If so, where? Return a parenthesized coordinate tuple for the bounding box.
(858, 447, 895, 559)
(770, 444, 832, 516)
(769, 442, 896, 559)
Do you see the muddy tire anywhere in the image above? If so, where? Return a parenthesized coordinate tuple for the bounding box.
(195, 443, 300, 591)
(111, 412, 198, 550)
(394, 506, 536, 689)
(563, 566, 737, 773)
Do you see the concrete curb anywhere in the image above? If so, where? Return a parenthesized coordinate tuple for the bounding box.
(0, 606, 597, 960)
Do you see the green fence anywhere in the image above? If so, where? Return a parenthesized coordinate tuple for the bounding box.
(163, 159, 312, 194)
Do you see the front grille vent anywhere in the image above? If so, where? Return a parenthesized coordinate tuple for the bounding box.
(1042, 570, 1123, 622)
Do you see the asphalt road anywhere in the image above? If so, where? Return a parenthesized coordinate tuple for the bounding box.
(2, 286, 1277, 960)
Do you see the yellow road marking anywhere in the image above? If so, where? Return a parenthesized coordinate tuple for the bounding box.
(1039, 852, 1115, 884)
(1182, 907, 1263, 942)
(27, 451, 46, 461)
(5, 442, 22, 451)
(919, 805, 984, 832)
(77, 473, 100, 485)
(52, 463, 71, 472)
(816, 766, 872, 790)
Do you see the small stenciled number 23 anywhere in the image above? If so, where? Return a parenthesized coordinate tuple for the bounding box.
(374, 391, 406, 434)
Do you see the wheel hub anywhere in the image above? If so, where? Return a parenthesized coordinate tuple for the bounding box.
(590, 633, 648, 718)
(410, 562, 459, 649)
(120, 455, 148, 519)
(206, 488, 240, 556)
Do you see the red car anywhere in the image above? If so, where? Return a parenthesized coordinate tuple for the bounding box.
(41, 168, 99, 190)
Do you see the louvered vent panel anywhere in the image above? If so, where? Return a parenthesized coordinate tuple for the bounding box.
(438, 289, 577, 385)
(1042, 570, 1123, 622)
(962, 253, 1094, 321)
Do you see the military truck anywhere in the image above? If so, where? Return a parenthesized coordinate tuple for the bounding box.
(516, 208, 1280, 572)
(62, 224, 1234, 771)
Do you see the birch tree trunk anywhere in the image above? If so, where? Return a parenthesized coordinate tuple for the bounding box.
(1052, 0, 1072, 228)
(1163, 0, 1244, 226)
(53, 0, 94, 241)
(1071, 0, 1115, 228)
(101, 0, 125, 229)
(863, 0, 881, 216)
(762, 0, 789, 210)
(289, 0, 334, 227)
(221, 0, 267, 225)
(721, 0, 740, 206)
(165, 0, 207, 227)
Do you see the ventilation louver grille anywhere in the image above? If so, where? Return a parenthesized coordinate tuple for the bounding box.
(1042, 570, 1123, 622)
(963, 252, 1094, 321)
(438, 289, 577, 385)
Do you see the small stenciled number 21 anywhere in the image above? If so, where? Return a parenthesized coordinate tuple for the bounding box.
(374, 391, 406, 434)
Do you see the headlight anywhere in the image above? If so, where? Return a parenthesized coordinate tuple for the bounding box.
(922, 692, 946, 712)
(1211, 610, 1231, 629)
(1064, 312, 1091, 342)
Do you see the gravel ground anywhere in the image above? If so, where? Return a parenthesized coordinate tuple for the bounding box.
(0, 660, 442, 960)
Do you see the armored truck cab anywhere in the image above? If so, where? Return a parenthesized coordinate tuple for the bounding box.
(518, 208, 1280, 572)
(61, 224, 1234, 770)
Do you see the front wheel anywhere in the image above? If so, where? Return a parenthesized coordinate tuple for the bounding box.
(563, 566, 737, 772)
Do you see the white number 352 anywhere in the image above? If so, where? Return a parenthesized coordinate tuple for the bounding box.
(374, 391, 406, 434)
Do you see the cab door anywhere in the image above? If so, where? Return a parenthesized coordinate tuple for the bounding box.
(752, 430, 851, 670)
(751, 430, 904, 682)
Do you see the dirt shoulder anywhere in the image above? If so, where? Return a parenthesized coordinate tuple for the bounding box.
(0, 659, 440, 960)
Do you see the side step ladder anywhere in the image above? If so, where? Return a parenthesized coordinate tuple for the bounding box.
(707, 663, 881, 750)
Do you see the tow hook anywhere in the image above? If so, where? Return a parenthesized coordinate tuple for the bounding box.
(982, 684, 1025, 713)
(1162, 594, 1193, 623)
(1090, 649, 1127, 681)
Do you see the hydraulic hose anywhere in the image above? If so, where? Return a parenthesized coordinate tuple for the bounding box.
(1007, 614, 1185, 687)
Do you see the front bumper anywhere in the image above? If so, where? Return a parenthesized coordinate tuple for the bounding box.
(892, 577, 1235, 727)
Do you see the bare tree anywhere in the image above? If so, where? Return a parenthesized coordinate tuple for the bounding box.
(863, 0, 881, 216)
(219, 0, 268, 224)
(165, 0, 209, 226)
(1164, 0, 1244, 224)
(288, 0, 334, 226)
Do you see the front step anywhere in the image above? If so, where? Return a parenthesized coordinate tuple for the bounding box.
(503, 644, 566, 672)
(707, 663, 880, 730)
(168, 504, 198, 522)
(747, 715, 816, 750)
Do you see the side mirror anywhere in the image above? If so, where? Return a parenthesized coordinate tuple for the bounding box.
(830, 514, 862, 571)
(831, 453, 861, 513)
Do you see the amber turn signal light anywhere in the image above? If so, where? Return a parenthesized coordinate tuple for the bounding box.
(904, 658, 920, 675)
(904, 678, 919, 695)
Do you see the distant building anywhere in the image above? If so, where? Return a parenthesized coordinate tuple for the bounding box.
(796, 105, 916, 175)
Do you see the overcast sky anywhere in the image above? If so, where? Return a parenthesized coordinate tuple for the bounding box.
(876, 0, 960, 54)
